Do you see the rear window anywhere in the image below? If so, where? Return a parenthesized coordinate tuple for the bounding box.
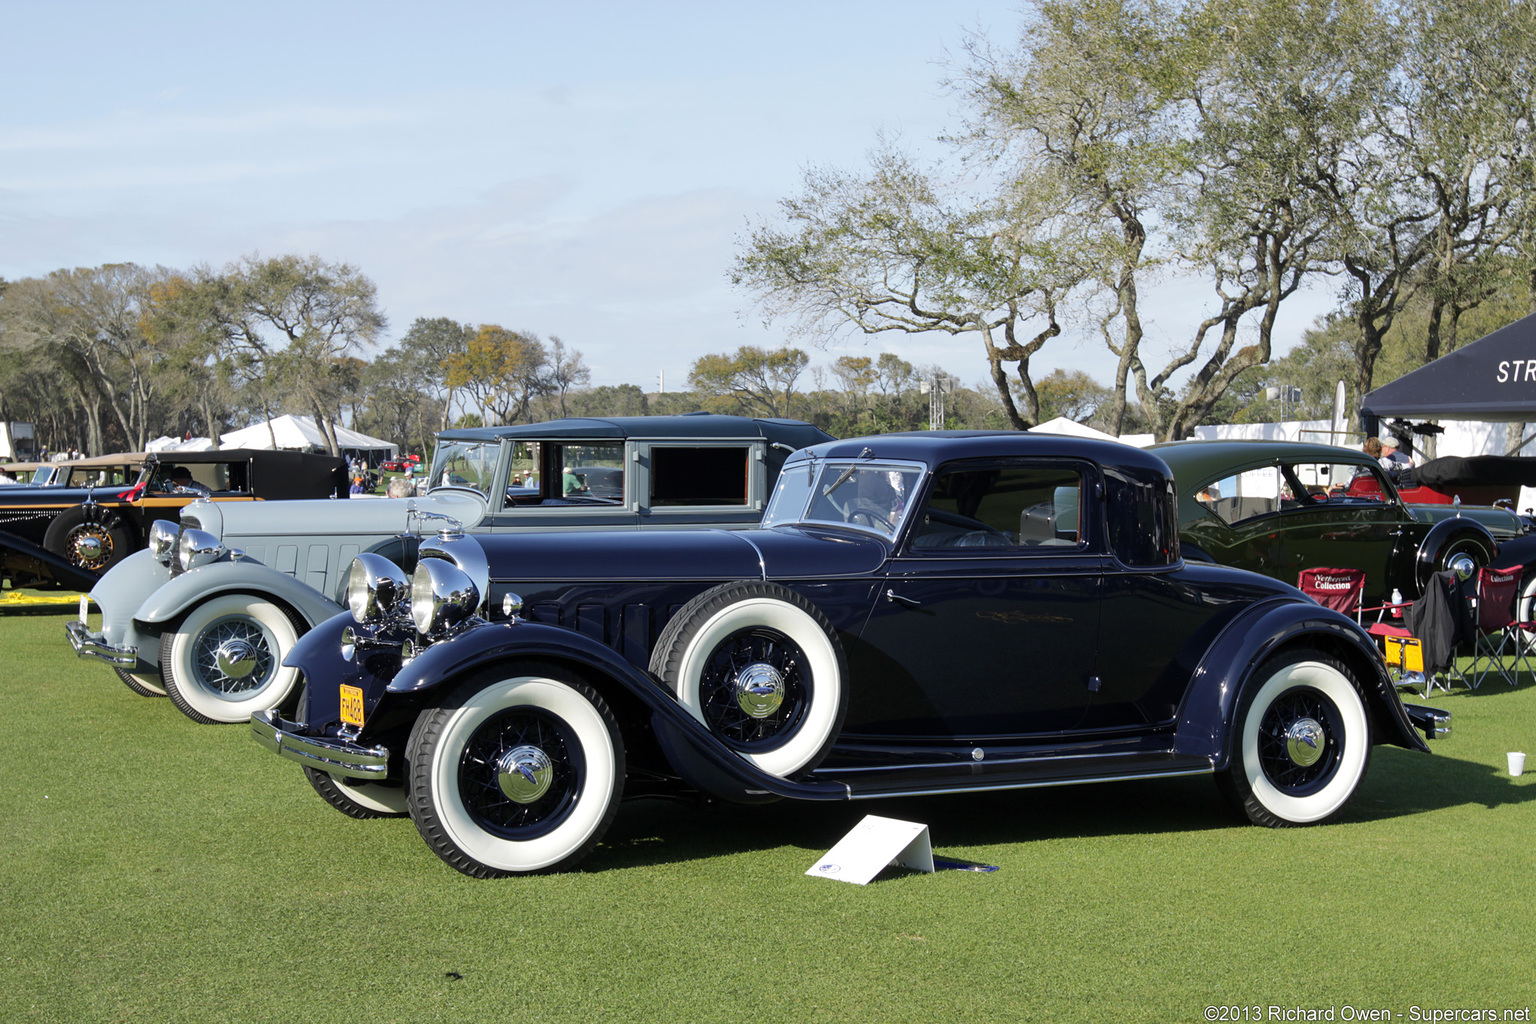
(1105, 464, 1179, 566)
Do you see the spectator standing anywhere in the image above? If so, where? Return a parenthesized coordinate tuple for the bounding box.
(1380, 437, 1412, 484)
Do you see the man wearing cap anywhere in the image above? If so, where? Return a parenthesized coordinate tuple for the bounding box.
(1380, 437, 1412, 482)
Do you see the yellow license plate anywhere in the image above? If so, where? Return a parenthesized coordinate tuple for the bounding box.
(339, 685, 366, 727)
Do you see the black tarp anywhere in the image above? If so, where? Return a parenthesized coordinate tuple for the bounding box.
(1408, 455, 1536, 490)
(1362, 311, 1536, 424)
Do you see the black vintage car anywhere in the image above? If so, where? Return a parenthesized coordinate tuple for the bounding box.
(1152, 440, 1536, 608)
(253, 432, 1446, 877)
(0, 448, 349, 582)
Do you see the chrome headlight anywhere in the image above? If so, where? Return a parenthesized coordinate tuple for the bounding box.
(347, 553, 411, 624)
(410, 557, 480, 636)
(148, 520, 179, 566)
(176, 528, 225, 572)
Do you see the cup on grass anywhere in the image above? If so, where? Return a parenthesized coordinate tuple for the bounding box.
(1509, 752, 1526, 777)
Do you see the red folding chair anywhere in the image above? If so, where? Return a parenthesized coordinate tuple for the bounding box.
(1297, 567, 1412, 637)
(1467, 566, 1533, 687)
(1298, 567, 1421, 685)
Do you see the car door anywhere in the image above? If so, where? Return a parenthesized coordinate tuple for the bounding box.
(482, 439, 641, 532)
(845, 459, 1104, 740)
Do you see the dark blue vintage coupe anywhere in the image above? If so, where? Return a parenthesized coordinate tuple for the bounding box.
(253, 432, 1447, 877)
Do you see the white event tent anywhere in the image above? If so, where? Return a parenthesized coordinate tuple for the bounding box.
(1031, 416, 1155, 448)
(218, 415, 397, 462)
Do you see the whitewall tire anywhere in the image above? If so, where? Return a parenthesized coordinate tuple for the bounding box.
(304, 767, 408, 819)
(405, 667, 624, 877)
(1223, 648, 1371, 827)
(649, 581, 848, 778)
(160, 594, 305, 725)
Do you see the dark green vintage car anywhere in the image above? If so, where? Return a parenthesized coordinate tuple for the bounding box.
(1152, 440, 1536, 607)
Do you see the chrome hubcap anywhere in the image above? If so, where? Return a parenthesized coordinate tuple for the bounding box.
(72, 530, 108, 566)
(214, 638, 260, 679)
(735, 662, 786, 719)
(496, 745, 554, 803)
(1284, 718, 1326, 767)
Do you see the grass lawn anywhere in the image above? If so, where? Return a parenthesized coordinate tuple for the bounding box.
(2, 604, 1534, 1023)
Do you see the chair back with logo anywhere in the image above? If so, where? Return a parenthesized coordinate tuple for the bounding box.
(1297, 567, 1365, 615)
(1468, 565, 1525, 686)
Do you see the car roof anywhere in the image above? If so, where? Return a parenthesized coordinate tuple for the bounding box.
(795, 430, 1175, 474)
(1151, 439, 1370, 481)
(436, 413, 834, 449)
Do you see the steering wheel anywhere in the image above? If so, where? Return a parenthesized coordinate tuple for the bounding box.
(846, 501, 894, 532)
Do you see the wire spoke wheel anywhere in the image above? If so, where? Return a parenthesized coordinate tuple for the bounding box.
(457, 706, 582, 841)
(697, 627, 807, 748)
(650, 581, 849, 779)
(407, 667, 624, 877)
(161, 595, 304, 725)
(1254, 687, 1345, 796)
(189, 616, 277, 696)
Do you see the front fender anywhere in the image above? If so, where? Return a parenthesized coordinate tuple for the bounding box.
(1173, 596, 1427, 768)
(1492, 532, 1536, 574)
(135, 558, 342, 629)
(385, 620, 848, 802)
(84, 548, 172, 672)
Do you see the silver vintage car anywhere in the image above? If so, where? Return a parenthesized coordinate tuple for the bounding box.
(66, 415, 832, 725)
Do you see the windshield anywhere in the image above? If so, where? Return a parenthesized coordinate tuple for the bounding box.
(762, 458, 923, 541)
(429, 441, 500, 495)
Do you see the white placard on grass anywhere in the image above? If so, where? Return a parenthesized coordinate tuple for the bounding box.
(805, 814, 934, 885)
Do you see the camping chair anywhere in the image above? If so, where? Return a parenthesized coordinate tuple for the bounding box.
(1297, 567, 1420, 685)
(1466, 566, 1533, 687)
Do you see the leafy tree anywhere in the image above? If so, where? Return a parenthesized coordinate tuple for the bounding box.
(442, 325, 551, 425)
(566, 384, 648, 419)
(208, 254, 387, 454)
(688, 345, 809, 418)
(733, 144, 1080, 429)
(1310, 0, 1536, 397)
(0, 263, 185, 451)
(396, 317, 473, 431)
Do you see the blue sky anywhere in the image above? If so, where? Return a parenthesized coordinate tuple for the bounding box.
(1, 1, 1326, 400)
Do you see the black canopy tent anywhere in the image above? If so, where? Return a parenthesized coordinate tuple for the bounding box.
(1361, 311, 1536, 437)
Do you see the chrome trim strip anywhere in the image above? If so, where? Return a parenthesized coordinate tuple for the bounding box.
(250, 710, 390, 779)
(827, 748, 1185, 774)
(842, 765, 1215, 800)
(64, 620, 138, 666)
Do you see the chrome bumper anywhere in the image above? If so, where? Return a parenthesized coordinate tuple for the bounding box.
(250, 710, 390, 780)
(1403, 704, 1452, 740)
(64, 620, 139, 667)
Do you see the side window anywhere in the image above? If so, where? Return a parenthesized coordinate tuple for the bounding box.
(1284, 462, 1386, 506)
(911, 465, 1083, 553)
(551, 442, 623, 502)
(650, 446, 750, 507)
(1199, 470, 1280, 524)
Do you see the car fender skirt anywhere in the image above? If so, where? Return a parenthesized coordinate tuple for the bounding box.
(1173, 597, 1427, 765)
(135, 559, 342, 628)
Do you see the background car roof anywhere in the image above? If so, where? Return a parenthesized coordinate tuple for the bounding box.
(1151, 439, 1371, 481)
(437, 413, 834, 449)
(796, 430, 1176, 474)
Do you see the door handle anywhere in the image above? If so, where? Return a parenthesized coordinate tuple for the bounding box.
(885, 588, 922, 608)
